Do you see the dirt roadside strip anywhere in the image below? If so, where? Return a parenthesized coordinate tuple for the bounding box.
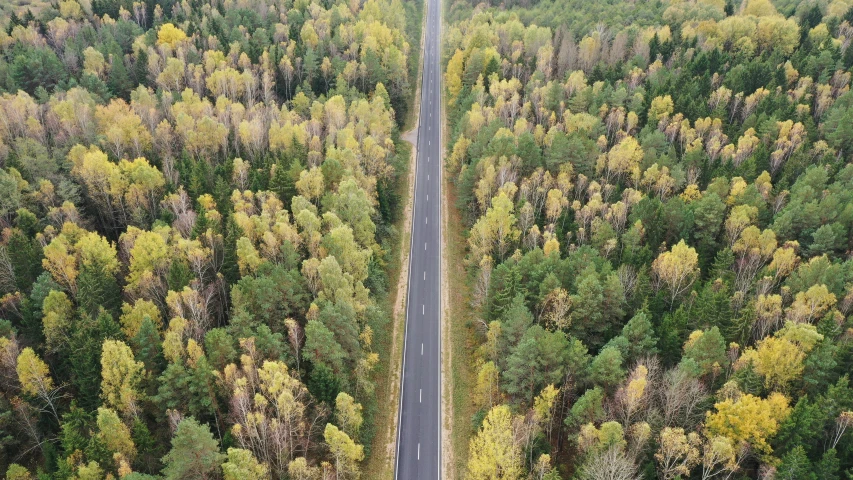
(440, 94, 454, 480)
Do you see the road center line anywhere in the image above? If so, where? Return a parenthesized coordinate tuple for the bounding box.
(397, 4, 442, 477)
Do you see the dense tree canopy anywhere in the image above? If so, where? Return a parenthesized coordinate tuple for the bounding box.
(0, 0, 420, 476)
(446, 0, 853, 477)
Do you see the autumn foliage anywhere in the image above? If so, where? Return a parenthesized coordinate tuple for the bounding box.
(447, 0, 853, 477)
(0, 0, 420, 476)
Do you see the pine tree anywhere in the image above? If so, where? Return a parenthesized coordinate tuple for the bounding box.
(133, 49, 149, 87)
(776, 446, 815, 480)
(488, 264, 525, 319)
(269, 157, 301, 207)
(588, 347, 626, 394)
(133, 317, 165, 376)
(608, 311, 658, 364)
(221, 215, 243, 285)
(813, 449, 840, 480)
(77, 263, 121, 317)
(108, 55, 133, 99)
(132, 417, 162, 474)
(69, 310, 122, 410)
(306, 363, 341, 406)
(161, 418, 224, 480)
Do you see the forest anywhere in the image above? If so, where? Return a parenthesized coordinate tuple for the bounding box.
(0, 0, 420, 477)
(444, 0, 853, 477)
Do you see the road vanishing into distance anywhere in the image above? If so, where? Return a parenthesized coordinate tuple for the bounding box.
(394, 0, 442, 476)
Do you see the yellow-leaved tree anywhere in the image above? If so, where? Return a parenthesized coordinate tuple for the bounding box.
(705, 392, 790, 454)
(648, 95, 674, 123)
(597, 136, 644, 184)
(468, 192, 520, 265)
(324, 423, 364, 480)
(446, 49, 465, 106)
(295, 167, 325, 205)
(655, 427, 701, 480)
(335, 392, 364, 438)
(157, 23, 187, 47)
(467, 404, 523, 480)
(96, 407, 137, 464)
(652, 240, 699, 304)
(786, 284, 836, 324)
(42, 290, 73, 353)
(221, 448, 269, 480)
(17, 347, 60, 420)
(737, 322, 823, 391)
(100, 339, 145, 416)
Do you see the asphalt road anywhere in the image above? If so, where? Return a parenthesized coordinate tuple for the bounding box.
(394, 0, 442, 476)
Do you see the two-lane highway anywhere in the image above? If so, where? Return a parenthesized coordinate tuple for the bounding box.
(394, 0, 443, 476)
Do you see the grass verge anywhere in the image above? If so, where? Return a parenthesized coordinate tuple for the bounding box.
(444, 177, 476, 479)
